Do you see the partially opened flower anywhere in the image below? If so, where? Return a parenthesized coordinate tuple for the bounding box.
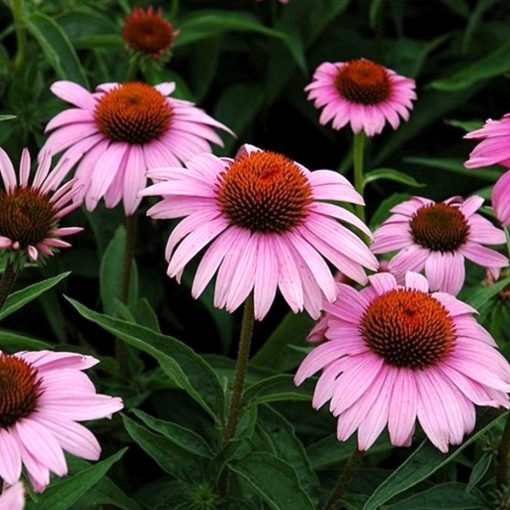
(0, 482, 24, 510)
(492, 169, 510, 228)
(0, 350, 123, 492)
(464, 114, 510, 169)
(371, 195, 508, 295)
(122, 5, 178, 60)
(306, 59, 416, 137)
(0, 147, 82, 264)
(42, 81, 233, 215)
(141, 144, 377, 320)
(295, 272, 510, 452)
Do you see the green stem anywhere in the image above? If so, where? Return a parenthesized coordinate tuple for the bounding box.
(497, 411, 510, 490)
(11, 0, 26, 73)
(125, 56, 139, 82)
(115, 214, 137, 375)
(322, 448, 364, 510)
(222, 294, 255, 445)
(353, 132, 366, 224)
(0, 261, 19, 310)
(170, 0, 179, 20)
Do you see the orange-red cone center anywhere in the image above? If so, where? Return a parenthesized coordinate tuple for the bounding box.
(360, 289, 455, 369)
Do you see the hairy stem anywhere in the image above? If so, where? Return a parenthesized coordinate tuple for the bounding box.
(0, 262, 19, 310)
(323, 448, 364, 510)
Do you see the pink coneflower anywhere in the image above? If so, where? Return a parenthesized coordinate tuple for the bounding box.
(492, 170, 510, 228)
(42, 81, 233, 216)
(306, 59, 416, 137)
(0, 482, 24, 510)
(0, 147, 82, 263)
(464, 114, 510, 169)
(122, 6, 177, 60)
(141, 144, 377, 320)
(371, 195, 508, 295)
(0, 350, 123, 492)
(295, 272, 510, 452)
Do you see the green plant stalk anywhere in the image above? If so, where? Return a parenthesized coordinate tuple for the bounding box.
(222, 293, 255, 444)
(115, 214, 137, 375)
(0, 261, 19, 310)
(170, 0, 179, 20)
(353, 131, 366, 224)
(322, 448, 364, 510)
(125, 54, 140, 81)
(11, 0, 26, 73)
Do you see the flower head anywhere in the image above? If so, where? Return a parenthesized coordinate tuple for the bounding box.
(42, 81, 233, 216)
(0, 350, 123, 492)
(306, 59, 416, 137)
(464, 114, 510, 169)
(0, 147, 82, 264)
(492, 169, 510, 228)
(0, 482, 24, 510)
(122, 5, 177, 60)
(141, 144, 377, 320)
(371, 195, 508, 295)
(295, 272, 510, 452)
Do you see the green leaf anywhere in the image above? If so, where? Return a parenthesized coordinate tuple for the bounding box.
(251, 312, 314, 372)
(122, 415, 205, 479)
(363, 168, 425, 189)
(404, 157, 501, 182)
(66, 297, 224, 421)
(132, 298, 161, 332)
(243, 374, 313, 406)
(431, 38, 510, 91)
(0, 114, 16, 122)
(229, 452, 314, 510)
(382, 482, 486, 509)
(100, 226, 138, 316)
(466, 452, 492, 492)
(369, 0, 386, 28)
(25, 13, 89, 87)
(464, 275, 510, 310)
(175, 10, 305, 70)
(26, 449, 126, 510)
(0, 328, 51, 351)
(444, 119, 483, 132)
(369, 193, 412, 230)
(362, 408, 504, 510)
(0, 272, 70, 321)
(132, 409, 213, 458)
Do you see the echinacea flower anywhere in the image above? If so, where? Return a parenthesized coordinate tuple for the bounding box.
(464, 114, 510, 169)
(0, 350, 123, 492)
(0, 147, 82, 263)
(42, 81, 233, 216)
(122, 5, 178, 60)
(306, 59, 416, 137)
(141, 144, 377, 320)
(371, 195, 508, 295)
(492, 170, 510, 228)
(0, 482, 24, 510)
(295, 272, 510, 452)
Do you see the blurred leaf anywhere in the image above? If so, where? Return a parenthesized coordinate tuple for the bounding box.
(364, 168, 425, 189)
(0, 328, 51, 350)
(0, 114, 16, 121)
(466, 452, 492, 492)
(26, 449, 126, 510)
(362, 408, 504, 510)
(100, 226, 138, 316)
(123, 415, 207, 480)
(0, 271, 70, 321)
(243, 374, 313, 406)
(444, 119, 483, 132)
(175, 10, 305, 70)
(190, 37, 220, 102)
(25, 12, 89, 87)
(251, 312, 313, 372)
(464, 275, 510, 312)
(132, 409, 213, 457)
(369, 0, 386, 29)
(438, 0, 470, 17)
(66, 297, 225, 421)
(431, 38, 510, 91)
(404, 157, 501, 182)
(462, 0, 496, 53)
(381, 482, 486, 509)
(230, 452, 314, 510)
